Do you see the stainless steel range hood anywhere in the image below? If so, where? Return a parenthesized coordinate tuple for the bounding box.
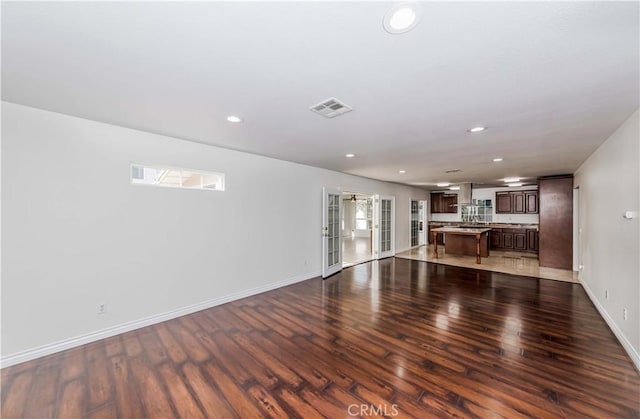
(458, 183, 472, 205)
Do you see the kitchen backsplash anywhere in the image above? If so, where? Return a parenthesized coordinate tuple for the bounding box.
(431, 211, 539, 224)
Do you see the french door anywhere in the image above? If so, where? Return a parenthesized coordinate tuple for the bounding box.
(375, 195, 395, 259)
(322, 187, 343, 278)
(411, 200, 420, 247)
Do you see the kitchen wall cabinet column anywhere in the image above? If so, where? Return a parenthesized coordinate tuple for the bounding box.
(538, 176, 573, 269)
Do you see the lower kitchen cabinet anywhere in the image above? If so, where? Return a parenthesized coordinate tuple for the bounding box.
(527, 229, 538, 251)
(502, 232, 514, 249)
(490, 230, 501, 248)
(514, 231, 527, 250)
(490, 228, 538, 253)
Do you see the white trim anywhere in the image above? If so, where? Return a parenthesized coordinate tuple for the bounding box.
(1, 270, 320, 368)
(580, 277, 640, 371)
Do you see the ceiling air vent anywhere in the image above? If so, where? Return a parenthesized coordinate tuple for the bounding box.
(309, 97, 353, 118)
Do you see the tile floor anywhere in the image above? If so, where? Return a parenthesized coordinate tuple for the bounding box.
(342, 236, 372, 267)
(395, 244, 578, 283)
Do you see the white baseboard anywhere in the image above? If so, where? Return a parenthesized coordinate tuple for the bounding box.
(580, 277, 640, 371)
(1, 270, 320, 368)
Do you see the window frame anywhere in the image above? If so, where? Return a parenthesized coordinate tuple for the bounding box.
(129, 163, 225, 192)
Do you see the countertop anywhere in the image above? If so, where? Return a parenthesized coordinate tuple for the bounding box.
(429, 221, 539, 231)
(431, 227, 492, 234)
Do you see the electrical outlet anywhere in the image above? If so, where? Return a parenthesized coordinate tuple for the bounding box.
(97, 303, 107, 315)
(605, 289, 608, 300)
(623, 308, 628, 320)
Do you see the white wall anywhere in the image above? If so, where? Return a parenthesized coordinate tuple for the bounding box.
(1, 102, 428, 363)
(342, 198, 355, 235)
(574, 109, 639, 369)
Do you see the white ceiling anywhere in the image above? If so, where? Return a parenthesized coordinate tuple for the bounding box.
(2, 1, 638, 189)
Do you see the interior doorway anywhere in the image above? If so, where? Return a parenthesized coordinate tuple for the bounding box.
(411, 199, 428, 247)
(342, 192, 375, 267)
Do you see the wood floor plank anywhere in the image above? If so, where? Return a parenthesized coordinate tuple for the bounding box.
(110, 355, 145, 418)
(201, 360, 264, 418)
(153, 323, 188, 364)
(246, 384, 291, 418)
(231, 332, 304, 389)
(275, 387, 325, 419)
(157, 363, 206, 419)
(1, 371, 34, 419)
(57, 378, 85, 419)
(181, 362, 236, 418)
(129, 358, 176, 418)
(2, 258, 638, 418)
(87, 403, 117, 419)
(85, 345, 111, 410)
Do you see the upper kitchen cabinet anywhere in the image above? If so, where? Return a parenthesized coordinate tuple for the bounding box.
(496, 192, 513, 213)
(495, 190, 538, 214)
(525, 191, 538, 213)
(431, 192, 457, 213)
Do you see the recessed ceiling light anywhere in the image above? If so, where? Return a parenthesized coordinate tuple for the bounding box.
(493, 157, 503, 162)
(436, 182, 450, 187)
(345, 153, 356, 158)
(383, 2, 422, 34)
(468, 126, 487, 133)
(503, 177, 521, 183)
(507, 183, 524, 187)
(449, 186, 461, 191)
(226, 115, 243, 123)
(398, 170, 406, 174)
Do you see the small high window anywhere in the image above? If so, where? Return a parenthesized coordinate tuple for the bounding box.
(131, 164, 225, 191)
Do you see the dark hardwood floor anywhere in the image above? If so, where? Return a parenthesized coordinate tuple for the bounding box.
(2, 258, 639, 418)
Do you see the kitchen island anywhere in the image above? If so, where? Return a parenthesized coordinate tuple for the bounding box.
(431, 227, 492, 264)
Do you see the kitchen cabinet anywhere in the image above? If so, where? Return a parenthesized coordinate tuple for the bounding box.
(513, 192, 525, 213)
(514, 231, 527, 250)
(490, 227, 538, 253)
(495, 190, 538, 214)
(490, 230, 501, 248)
(501, 231, 514, 249)
(430, 192, 457, 214)
(526, 191, 538, 213)
(539, 176, 573, 269)
(527, 229, 538, 251)
(496, 192, 512, 213)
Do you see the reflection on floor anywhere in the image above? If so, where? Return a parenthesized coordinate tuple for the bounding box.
(342, 236, 372, 267)
(396, 244, 578, 283)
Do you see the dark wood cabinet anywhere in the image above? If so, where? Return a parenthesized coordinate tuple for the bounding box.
(490, 227, 538, 253)
(527, 229, 538, 251)
(513, 192, 525, 213)
(430, 192, 457, 214)
(496, 192, 512, 213)
(525, 191, 538, 213)
(502, 232, 514, 249)
(490, 230, 501, 248)
(495, 190, 538, 214)
(443, 195, 457, 213)
(514, 231, 527, 250)
(538, 176, 573, 269)
(430, 194, 441, 213)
